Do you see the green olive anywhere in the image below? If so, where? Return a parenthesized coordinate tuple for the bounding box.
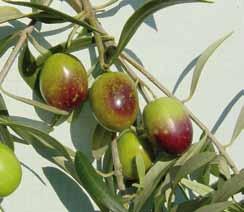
(0, 143, 22, 197)
(117, 130, 152, 179)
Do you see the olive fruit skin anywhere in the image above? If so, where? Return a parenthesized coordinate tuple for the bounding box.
(39, 53, 88, 111)
(90, 72, 138, 131)
(117, 130, 152, 179)
(143, 97, 193, 155)
(0, 143, 22, 197)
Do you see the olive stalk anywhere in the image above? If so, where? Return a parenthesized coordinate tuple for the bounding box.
(80, 0, 106, 70)
(111, 136, 126, 191)
(0, 22, 35, 86)
(120, 52, 239, 175)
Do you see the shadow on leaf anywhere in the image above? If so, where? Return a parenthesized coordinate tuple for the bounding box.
(211, 89, 244, 134)
(43, 166, 97, 212)
(97, 0, 157, 31)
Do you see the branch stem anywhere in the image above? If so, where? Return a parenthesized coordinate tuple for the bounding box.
(111, 136, 125, 191)
(121, 52, 239, 175)
(0, 24, 34, 86)
(81, 0, 106, 69)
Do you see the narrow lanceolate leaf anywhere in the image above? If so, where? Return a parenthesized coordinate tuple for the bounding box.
(92, 124, 113, 160)
(226, 106, 244, 147)
(0, 6, 24, 24)
(0, 116, 71, 160)
(111, 0, 212, 62)
(18, 44, 38, 89)
(0, 86, 69, 116)
(133, 156, 176, 212)
(0, 32, 19, 56)
(168, 152, 216, 208)
(3, 1, 100, 32)
(211, 170, 244, 203)
(75, 151, 127, 212)
(180, 178, 214, 197)
(195, 201, 234, 212)
(183, 32, 233, 102)
(136, 154, 146, 187)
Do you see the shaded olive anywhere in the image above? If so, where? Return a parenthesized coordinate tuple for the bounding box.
(117, 130, 153, 179)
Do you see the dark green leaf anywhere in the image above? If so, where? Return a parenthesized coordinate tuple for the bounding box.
(92, 124, 113, 160)
(31, 0, 53, 12)
(133, 155, 176, 212)
(0, 31, 19, 57)
(18, 44, 38, 89)
(195, 201, 233, 212)
(171, 198, 210, 212)
(75, 151, 127, 212)
(184, 32, 233, 102)
(211, 171, 244, 203)
(111, 0, 212, 63)
(4, 1, 100, 32)
(0, 6, 24, 24)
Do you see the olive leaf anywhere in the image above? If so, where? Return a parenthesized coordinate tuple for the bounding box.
(133, 156, 176, 212)
(3, 1, 100, 32)
(180, 178, 214, 197)
(0, 6, 25, 24)
(110, 0, 213, 63)
(211, 170, 244, 203)
(75, 151, 127, 212)
(92, 124, 113, 160)
(183, 32, 233, 102)
(135, 154, 146, 187)
(195, 201, 234, 212)
(18, 44, 39, 89)
(225, 106, 244, 148)
(0, 31, 20, 57)
(168, 152, 216, 208)
(31, 0, 53, 12)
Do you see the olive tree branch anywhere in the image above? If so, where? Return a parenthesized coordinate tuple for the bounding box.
(80, 0, 107, 70)
(0, 22, 35, 86)
(111, 135, 126, 191)
(120, 52, 239, 175)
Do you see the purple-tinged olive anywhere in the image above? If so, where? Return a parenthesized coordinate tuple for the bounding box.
(39, 53, 88, 111)
(143, 97, 193, 155)
(90, 72, 138, 131)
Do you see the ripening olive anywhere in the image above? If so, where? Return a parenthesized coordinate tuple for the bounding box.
(117, 130, 152, 179)
(0, 143, 22, 197)
(90, 72, 138, 131)
(39, 53, 88, 111)
(143, 97, 193, 155)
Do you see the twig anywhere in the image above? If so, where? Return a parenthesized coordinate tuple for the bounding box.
(121, 52, 240, 175)
(81, 0, 106, 69)
(111, 136, 125, 191)
(0, 23, 35, 86)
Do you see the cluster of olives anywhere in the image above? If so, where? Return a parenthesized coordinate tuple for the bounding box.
(0, 53, 193, 197)
(39, 53, 193, 180)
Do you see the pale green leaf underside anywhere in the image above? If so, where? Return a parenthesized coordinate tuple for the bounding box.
(184, 32, 233, 102)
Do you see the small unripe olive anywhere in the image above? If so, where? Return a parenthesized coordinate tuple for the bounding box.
(143, 97, 193, 155)
(39, 53, 88, 111)
(90, 72, 139, 131)
(117, 130, 152, 179)
(0, 143, 22, 197)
